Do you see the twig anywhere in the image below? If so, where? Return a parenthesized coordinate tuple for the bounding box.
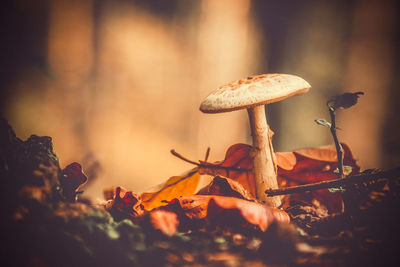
(204, 147, 210, 162)
(265, 167, 400, 196)
(170, 149, 200, 166)
(170, 149, 248, 172)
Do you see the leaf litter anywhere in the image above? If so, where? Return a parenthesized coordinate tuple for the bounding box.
(2, 107, 400, 266)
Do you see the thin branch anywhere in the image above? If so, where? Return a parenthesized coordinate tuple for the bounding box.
(265, 167, 400, 196)
(170, 149, 200, 166)
(204, 147, 210, 162)
(170, 149, 249, 173)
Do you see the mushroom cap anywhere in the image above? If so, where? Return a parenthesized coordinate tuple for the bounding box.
(200, 74, 311, 113)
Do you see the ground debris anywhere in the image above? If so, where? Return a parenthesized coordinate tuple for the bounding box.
(1, 119, 400, 266)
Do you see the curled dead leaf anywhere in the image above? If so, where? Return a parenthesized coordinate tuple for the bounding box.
(208, 175, 254, 201)
(60, 162, 87, 202)
(105, 187, 144, 221)
(165, 195, 209, 220)
(327, 91, 364, 111)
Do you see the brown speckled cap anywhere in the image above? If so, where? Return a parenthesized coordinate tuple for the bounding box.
(200, 74, 311, 113)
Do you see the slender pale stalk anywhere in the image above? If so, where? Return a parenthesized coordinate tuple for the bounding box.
(247, 105, 281, 207)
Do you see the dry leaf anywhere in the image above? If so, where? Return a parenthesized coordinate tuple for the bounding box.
(104, 187, 287, 235)
(277, 143, 360, 213)
(208, 175, 254, 201)
(206, 196, 290, 231)
(165, 195, 210, 220)
(198, 143, 359, 213)
(161, 195, 289, 232)
(141, 168, 202, 211)
(103, 142, 359, 233)
(276, 143, 343, 171)
(105, 186, 144, 221)
(198, 144, 255, 197)
(328, 91, 364, 111)
(105, 169, 208, 212)
(60, 162, 87, 202)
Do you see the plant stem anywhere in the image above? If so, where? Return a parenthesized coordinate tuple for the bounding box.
(329, 108, 344, 178)
(265, 167, 400, 196)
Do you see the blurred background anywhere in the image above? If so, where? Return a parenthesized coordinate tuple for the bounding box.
(1, 0, 399, 199)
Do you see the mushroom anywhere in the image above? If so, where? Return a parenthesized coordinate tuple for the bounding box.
(200, 74, 311, 207)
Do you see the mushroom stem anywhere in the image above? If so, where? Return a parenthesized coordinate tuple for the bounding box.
(247, 105, 281, 207)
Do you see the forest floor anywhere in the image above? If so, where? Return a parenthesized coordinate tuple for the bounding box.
(1, 118, 400, 267)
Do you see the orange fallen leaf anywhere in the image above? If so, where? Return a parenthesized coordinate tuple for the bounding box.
(276, 144, 339, 171)
(104, 189, 289, 234)
(277, 143, 359, 178)
(161, 195, 289, 232)
(140, 168, 205, 211)
(277, 143, 359, 212)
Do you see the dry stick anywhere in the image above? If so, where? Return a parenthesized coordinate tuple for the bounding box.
(265, 167, 400, 197)
(204, 147, 211, 162)
(170, 149, 247, 172)
(170, 149, 200, 166)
